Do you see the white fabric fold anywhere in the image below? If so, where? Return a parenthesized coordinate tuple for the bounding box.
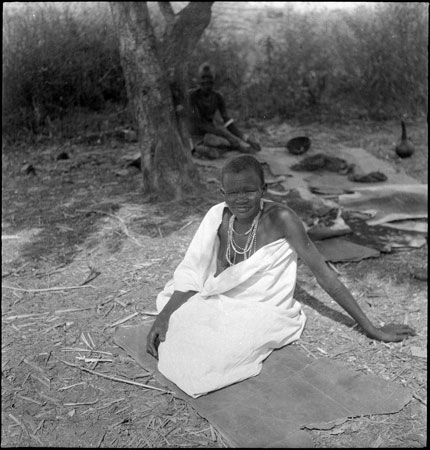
(156, 201, 306, 397)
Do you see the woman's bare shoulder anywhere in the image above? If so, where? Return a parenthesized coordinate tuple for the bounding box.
(262, 201, 307, 243)
(264, 201, 299, 223)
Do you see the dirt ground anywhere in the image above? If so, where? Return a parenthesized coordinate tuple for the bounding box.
(1, 118, 427, 447)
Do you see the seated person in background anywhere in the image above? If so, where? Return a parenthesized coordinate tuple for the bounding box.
(189, 62, 261, 159)
(147, 155, 415, 398)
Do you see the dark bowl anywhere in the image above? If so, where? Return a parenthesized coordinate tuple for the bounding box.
(286, 136, 311, 155)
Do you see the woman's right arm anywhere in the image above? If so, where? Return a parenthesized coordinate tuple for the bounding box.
(146, 290, 197, 358)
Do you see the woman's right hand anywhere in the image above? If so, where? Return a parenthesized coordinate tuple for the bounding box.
(146, 290, 197, 359)
(146, 314, 170, 359)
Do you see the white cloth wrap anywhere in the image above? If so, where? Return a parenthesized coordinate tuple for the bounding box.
(156, 201, 306, 397)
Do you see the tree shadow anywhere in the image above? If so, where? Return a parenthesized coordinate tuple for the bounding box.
(294, 283, 356, 329)
(18, 201, 123, 267)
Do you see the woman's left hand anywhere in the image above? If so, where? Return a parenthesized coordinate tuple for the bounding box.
(367, 323, 416, 342)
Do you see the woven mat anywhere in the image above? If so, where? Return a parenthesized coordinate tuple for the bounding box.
(114, 323, 412, 448)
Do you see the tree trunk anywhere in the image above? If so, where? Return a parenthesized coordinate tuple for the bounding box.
(110, 2, 203, 201)
(159, 2, 214, 150)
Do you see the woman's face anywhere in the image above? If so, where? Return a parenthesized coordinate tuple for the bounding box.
(221, 169, 266, 222)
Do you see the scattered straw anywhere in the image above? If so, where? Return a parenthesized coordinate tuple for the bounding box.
(96, 430, 107, 447)
(299, 342, 318, 359)
(16, 322, 37, 329)
(54, 307, 93, 314)
(103, 304, 115, 318)
(209, 424, 217, 442)
(327, 261, 341, 275)
(8, 413, 29, 438)
(30, 374, 50, 389)
(114, 298, 127, 307)
(34, 420, 44, 434)
(64, 400, 98, 407)
(58, 381, 86, 392)
(96, 398, 125, 410)
(23, 358, 48, 375)
(60, 359, 172, 393)
(2, 261, 30, 278)
(412, 393, 427, 406)
(179, 220, 195, 231)
(2, 284, 95, 293)
(113, 406, 129, 416)
(117, 288, 134, 298)
(36, 264, 68, 278)
(76, 357, 113, 363)
(316, 347, 328, 355)
(392, 366, 408, 381)
(108, 312, 139, 328)
(3, 312, 50, 321)
(21, 373, 31, 387)
(80, 332, 96, 349)
(17, 395, 45, 406)
(81, 268, 101, 286)
(141, 310, 158, 316)
(60, 347, 112, 355)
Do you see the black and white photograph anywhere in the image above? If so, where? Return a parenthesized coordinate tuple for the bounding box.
(2, 2, 427, 447)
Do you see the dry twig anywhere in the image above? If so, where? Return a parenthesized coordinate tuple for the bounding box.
(58, 381, 86, 392)
(2, 284, 95, 293)
(64, 400, 99, 407)
(60, 347, 112, 355)
(412, 392, 427, 406)
(299, 343, 318, 359)
(54, 307, 93, 314)
(3, 312, 50, 321)
(108, 312, 139, 328)
(141, 310, 158, 316)
(17, 395, 45, 406)
(179, 220, 195, 231)
(59, 359, 172, 393)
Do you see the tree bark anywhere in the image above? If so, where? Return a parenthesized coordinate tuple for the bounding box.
(110, 2, 202, 201)
(159, 2, 215, 150)
(157, 1, 175, 35)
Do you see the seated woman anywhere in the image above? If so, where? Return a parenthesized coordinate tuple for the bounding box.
(147, 155, 415, 398)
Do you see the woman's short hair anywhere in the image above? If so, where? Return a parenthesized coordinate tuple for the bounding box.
(221, 155, 265, 185)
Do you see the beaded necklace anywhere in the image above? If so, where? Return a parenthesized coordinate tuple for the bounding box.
(226, 210, 261, 266)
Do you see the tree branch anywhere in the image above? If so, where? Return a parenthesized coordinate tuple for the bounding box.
(162, 1, 214, 69)
(158, 2, 175, 30)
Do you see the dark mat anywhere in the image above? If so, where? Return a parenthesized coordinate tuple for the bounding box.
(344, 217, 427, 252)
(315, 237, 380, 262)
(339, 184, 427, 226)
(114, 323, 412, 448)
